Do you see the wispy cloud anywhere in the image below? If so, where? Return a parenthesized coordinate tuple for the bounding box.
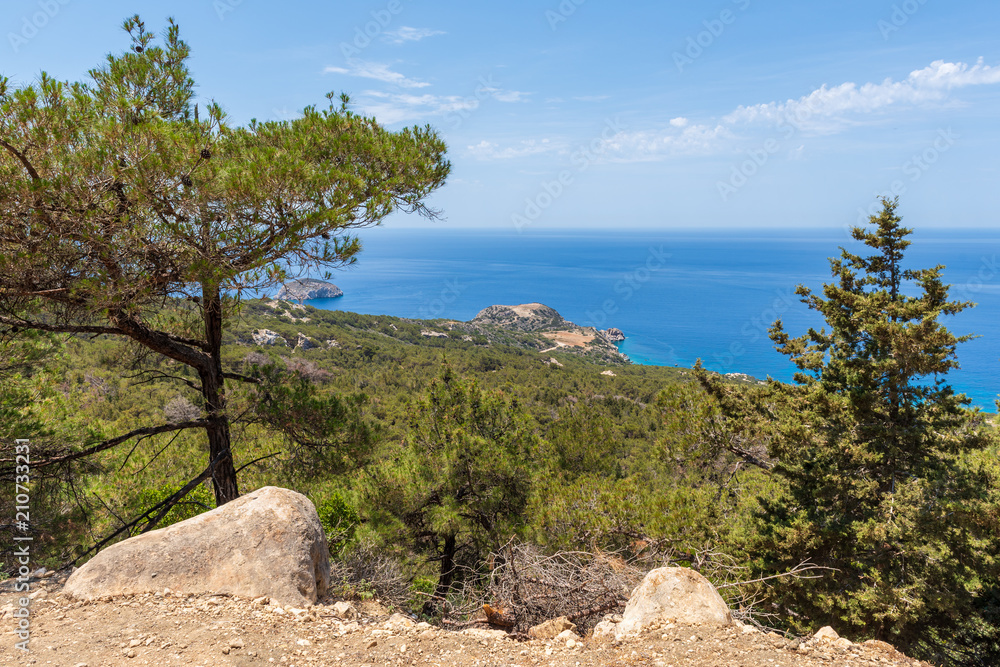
(383, 26, 445, 44)
(599, 59, 1000, 162)
(324, 59, 430, 89)
(341, 74, 530, 125)
(466, 139, 560, 160)
(724, 58, 1000, 130)
(487, 89, 530, 103)
(602, 124, 735, 161)
(357, 91, 481, 125)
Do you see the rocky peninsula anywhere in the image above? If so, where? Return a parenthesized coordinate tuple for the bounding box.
(469, 303, 628, 365)
(277, 278, 343, 301)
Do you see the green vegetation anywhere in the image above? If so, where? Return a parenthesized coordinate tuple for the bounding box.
(699, 199, 1000, 664)
(1, 16, 997, 667)
(1, 204, 997, 664)
(0, 15, 449, 505)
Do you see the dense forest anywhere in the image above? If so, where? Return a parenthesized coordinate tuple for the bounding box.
(3, 232, 1000, 664)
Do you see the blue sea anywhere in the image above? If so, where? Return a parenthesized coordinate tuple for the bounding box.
(299, 227, 1000, 411)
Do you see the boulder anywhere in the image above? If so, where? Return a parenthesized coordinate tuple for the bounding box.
(528, 616, 577, 640)
(63, 487, 330, 608)
(332, 601, 358, 620)
(592, 619, 617, 642)
(614, 567, 732, 640)
(251, 329, 287, 346)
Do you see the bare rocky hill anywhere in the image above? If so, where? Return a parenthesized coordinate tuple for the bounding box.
(1, 572, 930, 667)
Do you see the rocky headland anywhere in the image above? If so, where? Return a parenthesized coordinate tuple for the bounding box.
(468, 303, 628, 366)
(277, 278, 344, 301)
(471, 303, 566, 332)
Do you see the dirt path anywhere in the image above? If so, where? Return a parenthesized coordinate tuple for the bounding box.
(1, 574, 930, 667)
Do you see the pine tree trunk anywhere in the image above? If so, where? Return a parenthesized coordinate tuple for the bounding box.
(201, 285, 239, 505)
(434, 534, 457, 601)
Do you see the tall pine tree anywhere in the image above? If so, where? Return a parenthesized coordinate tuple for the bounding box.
(0, 16, 449, 507)
(700, 198, 999, 656)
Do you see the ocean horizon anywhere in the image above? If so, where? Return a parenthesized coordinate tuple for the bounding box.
(294, 226, 1000, 411)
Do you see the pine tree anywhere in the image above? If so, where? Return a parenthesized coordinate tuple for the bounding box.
(0, 16, 449, 507)
(370, 367, 546, 608)
(702, 198, 999, 653)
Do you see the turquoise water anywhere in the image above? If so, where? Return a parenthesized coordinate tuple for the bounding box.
(300, 226, 1000, 410)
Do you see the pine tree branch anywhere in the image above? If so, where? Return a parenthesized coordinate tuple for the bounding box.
(0, 419, 211, 473)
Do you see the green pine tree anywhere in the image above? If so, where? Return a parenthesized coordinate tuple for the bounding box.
(369, 367, 546, 608)
(0, 16, 449, 507)
(702, 198, 999, 655)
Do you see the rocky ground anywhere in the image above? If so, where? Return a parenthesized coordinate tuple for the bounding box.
(1, 573, 930, 667)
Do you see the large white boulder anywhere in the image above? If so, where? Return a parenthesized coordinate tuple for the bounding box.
(614, 567, 732, 639)
(64, 487, 330, 607)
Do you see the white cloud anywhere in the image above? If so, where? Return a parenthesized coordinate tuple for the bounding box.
(357, 90, 480, 125)
(383, 26, 446, 44)
(596, 59, 1000, 160)
(347, 58, 1000, 161)
(723, 58, 1000, 130)
(466, 139, 559, 160)
(600, 124, 735, 162)
(490, 89, 530, 103)
(324, 60, 429, 89)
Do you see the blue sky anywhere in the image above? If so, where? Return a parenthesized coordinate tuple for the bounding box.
(3, 0, 1000, 229)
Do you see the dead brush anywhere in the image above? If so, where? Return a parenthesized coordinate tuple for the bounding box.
(435, 541, 645, 635)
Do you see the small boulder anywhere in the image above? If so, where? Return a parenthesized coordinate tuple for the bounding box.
(814, 626, 840, 643)
(332, 601, 358, 620)
(615, 567, 732, 640)
(384, 613, 416, 631)
(592, 619, 617, 642)
(63, 487, 330, 608)
(528, 616, 576, 640)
